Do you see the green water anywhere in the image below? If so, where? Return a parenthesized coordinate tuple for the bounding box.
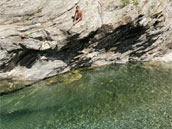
(0, 63, 172, 129)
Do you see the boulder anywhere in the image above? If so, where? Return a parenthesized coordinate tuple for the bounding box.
(0, 0, 171, 80)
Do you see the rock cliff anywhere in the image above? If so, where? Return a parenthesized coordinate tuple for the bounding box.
(0, 0, 172, 80)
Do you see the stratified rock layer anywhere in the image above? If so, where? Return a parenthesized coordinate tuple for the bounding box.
(0, 0, 172, 80)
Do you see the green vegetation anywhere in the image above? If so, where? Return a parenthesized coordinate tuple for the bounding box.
(11, 19, 20, 24)
(132, 0, 139, 6)
(86, 1, 89, 6)
(121, 0, 139, 7)
(121, 0, 130, 7)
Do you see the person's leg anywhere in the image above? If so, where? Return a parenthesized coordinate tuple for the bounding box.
(74, 13, 78, 21)
(73, 17, 81, 25)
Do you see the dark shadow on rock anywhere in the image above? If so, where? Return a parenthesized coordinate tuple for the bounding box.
(83, 14, 164, 59)
(93, 23, 147, 53)
(3, 49, 39, 72)
(1, 13, 165, 76)
(129, 31, 164, 57)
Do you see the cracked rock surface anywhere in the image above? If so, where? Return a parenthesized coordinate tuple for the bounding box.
(0, 0, 172, 81)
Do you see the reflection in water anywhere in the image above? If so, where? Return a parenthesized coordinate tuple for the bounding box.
(0, 63, 172, 128)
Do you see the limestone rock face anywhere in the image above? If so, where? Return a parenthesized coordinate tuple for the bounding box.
(0, 0, 172, 80)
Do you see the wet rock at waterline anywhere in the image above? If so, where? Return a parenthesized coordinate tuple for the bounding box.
(0, 0, 172, 81)
(0, 79, 35, 95)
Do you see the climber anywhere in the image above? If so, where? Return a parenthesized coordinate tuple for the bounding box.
(73, 6, 83, 25)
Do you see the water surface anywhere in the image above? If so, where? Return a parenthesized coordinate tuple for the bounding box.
(0, 63, 172, 129)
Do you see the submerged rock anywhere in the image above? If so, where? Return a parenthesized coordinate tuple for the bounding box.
(0, 79, 35, 95)
(0, 0, 172, 81)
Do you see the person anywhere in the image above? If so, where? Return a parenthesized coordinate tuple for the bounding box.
(73, 6, 83, 25)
